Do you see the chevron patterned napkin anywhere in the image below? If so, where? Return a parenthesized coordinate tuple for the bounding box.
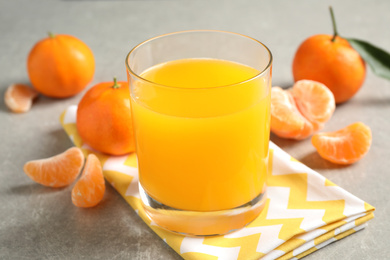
(60, 105, 374, 260)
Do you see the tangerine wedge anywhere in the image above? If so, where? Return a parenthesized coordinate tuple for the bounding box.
(72, 154, 105, 208)
(312, 122, 372, 164)
(4, 84, 39, 113)
(271, 80, 335, 140)
(291, 80, 335, 128)
(270, 86, 312, 139)
(23, 147, 84, 187)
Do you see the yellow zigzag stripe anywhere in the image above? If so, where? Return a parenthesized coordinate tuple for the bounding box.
(268, 161, 347, 233)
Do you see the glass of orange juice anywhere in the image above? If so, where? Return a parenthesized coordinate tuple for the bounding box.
(126, 30, 272, 236)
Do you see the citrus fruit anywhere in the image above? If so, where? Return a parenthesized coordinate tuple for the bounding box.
(270, 86, 312, 140)
(72, 153, 105, 208)
(23, 147, 84, 187)
(4, 83, 38, 113)
(271, 80, 335, 140)
(76, 78, 135, 156)
(292, 8, 366, 104)
(27, 33, 95, 98)
(312, 122, 372, 165)
(292, 35, 365, 104)
(291, 80, 336, 128)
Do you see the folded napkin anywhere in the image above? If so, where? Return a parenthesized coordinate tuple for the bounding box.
(60, 105, 375, 260)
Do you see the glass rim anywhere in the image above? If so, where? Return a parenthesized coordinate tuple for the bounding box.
(125, 29, 273, 90)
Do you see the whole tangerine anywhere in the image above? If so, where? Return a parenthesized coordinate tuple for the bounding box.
(27, 33, 95, 98)
(76, 78, 135, 156)
(292, 8, 366, 104)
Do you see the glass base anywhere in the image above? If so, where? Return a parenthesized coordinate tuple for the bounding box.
(139, 183, 267, 236)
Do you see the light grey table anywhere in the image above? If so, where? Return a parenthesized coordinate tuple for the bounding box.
(1, 0, 389, 259)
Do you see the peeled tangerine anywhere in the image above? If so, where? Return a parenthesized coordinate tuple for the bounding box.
(271, 80, 335, 140)
(312, 122, 372, 165)
(4, 84, 39, 113)
(72, 154, 105, 208)
(23, 147, 84, 187)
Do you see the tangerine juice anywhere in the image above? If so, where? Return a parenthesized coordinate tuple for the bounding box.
(130, 58, 270, 212)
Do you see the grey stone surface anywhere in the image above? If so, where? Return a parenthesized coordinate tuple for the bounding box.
(0, 0, 389, 259)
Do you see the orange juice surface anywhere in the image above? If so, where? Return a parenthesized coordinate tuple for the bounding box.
(131, 58, 270, 212)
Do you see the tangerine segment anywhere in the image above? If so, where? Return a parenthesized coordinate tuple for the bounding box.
(271, 80, 335, 140)
(312, 122, 372, 165)
(4, 84, 39, 113)
(23, 147, 84, 187)
(72, 154, 105, 208)
(291, 80, 335, 126)
(271, 86, 313, 140)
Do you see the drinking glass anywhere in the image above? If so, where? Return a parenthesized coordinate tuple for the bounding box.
(126, 30, 272, 236)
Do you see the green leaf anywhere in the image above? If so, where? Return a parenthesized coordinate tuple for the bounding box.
(347, 38, 390, 80)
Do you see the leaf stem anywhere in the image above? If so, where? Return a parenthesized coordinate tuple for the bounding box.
(329, 6, 338, 42)
(112, 77, 120, 89)
(48, 32, 55, 39)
